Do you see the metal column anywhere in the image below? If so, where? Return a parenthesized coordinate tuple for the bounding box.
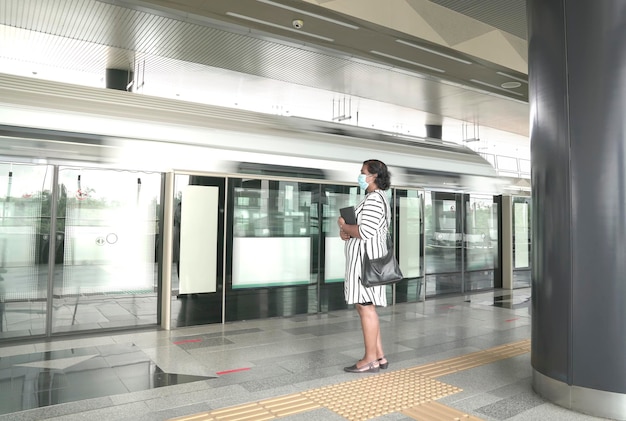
(528, 1, 626, 418)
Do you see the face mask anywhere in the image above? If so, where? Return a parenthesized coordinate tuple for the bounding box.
(358, 174, 369, 190)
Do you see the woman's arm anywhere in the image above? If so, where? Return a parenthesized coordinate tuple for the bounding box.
(338, 194, 385, 240)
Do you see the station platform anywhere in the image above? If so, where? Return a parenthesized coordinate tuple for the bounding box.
(0, 288, 606, 420)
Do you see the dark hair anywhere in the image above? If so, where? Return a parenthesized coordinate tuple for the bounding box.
(364, 159, 391, 190)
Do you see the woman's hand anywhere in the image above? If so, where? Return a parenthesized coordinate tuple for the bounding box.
(338, 217, 350, 241)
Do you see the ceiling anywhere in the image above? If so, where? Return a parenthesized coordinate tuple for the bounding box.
(0, 0, 530, 158)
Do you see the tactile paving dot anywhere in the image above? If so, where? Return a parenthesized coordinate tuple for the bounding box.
(302, 370, 461, 421)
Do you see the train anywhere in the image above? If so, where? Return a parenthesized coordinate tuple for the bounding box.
(0, 73, 524, 335)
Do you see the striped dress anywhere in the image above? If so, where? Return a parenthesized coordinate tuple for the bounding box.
(344, 189, 389, 306)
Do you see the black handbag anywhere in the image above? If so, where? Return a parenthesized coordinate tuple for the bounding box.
(360, 193, 404, 287)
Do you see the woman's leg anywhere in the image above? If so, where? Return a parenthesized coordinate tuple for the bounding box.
(356, 303, 382, 366)
(376, 327, 386, 359)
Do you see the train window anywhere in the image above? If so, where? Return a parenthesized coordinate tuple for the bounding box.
(403, 168, 462, 188)
(495, 156, 519, 172)
(237, 162, 325, 180)
(230, 178, 317, 289)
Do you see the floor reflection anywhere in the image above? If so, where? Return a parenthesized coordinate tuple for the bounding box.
(492, 293, 531, 309)
(465, 292, 531, 310)
(0, 343, 214, 415)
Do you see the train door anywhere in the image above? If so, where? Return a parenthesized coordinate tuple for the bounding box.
(425, 191, 499, 296)
(394, 188, 425, 303)
(170, 174, 225, 327)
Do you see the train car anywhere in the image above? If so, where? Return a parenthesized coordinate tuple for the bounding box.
(0, 74, 512, 339)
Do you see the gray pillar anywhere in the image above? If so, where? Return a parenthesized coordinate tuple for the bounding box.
(528, 1, 626, 419)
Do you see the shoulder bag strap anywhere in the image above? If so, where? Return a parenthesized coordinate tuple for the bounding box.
(373, 191, 393, 252)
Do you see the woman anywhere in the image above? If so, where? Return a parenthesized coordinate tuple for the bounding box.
(337, 159, 391, 373)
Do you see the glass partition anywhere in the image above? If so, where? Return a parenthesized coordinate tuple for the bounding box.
(52, 167, 161, 333)
(0, 163, 53, 338)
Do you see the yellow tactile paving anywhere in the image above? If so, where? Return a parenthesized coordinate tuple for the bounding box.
(302, 369, 461, 421)
(169, 395, 321, 421)
(402, 401, 483, 420)
(410, 339, 530, 378)
(169, 339, 531, 421)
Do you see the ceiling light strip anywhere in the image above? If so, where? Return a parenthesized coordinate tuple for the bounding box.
(257, 0, 359, 29)
(226, 12, 334, 42)
(370, 51, 445, 73)
(470, 79, 524, 96)
(390, 68, 428, 78)
(496, 71, 528, 84)
(350, 57, 392, 69)
(396, 39, 472, 65)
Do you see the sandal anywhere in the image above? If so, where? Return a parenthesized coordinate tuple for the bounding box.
(378, 356, 389, 369)
(344, 360, 380, 373)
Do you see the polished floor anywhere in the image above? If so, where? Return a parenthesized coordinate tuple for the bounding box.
(0, 288, 610, 420)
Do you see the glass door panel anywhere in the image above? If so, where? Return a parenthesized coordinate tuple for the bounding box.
(513, 196, 531, 287)
(395, 189, 424, 303)
(52, 167, 161, 334)
(425, 192, 464, 296)
(464, 195, 498, 291)
(0, 162, 53, 339)
(320, 184, 365, 311)
(425, 191, 500, 297)
(226, 178, 319, 321)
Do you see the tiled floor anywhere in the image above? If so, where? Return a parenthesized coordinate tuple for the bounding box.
(0, 288, 610, 420)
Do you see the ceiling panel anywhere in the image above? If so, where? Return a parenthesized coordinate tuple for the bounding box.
(0, 0, 531, 157)
(427, 0, 527, 40)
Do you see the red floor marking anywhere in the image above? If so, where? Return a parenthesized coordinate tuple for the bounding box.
(217, 367, 251, 375)
(505, 318, 519, 322)
(173, 338, 202, 345)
